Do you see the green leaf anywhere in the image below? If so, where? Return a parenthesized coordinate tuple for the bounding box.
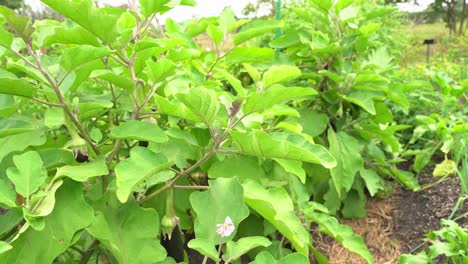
(433, 159, 457, 177)
(177, 87, 220, 125)
(359, 169, 386, 197)
(56, 157, 109, 182)
(87, 199, 167, 264)
(0, 177, 16, 207)
(154, 95, 201, 122)
(0, 241, 12, 254)
(115, 147, 173, 203)
(138, 0, 172, 16)
(304, 208, 374, 264)
(262, 66, 302, 88)
(187, 238, 220, 262)
(327, 130, 363, 197)
(6, 151, 46, 198)
(41, 0, 119, 43)
(243, 63, 261, 83)
(0, 131, 46, 163)
(230, 130, 336, 169)
(207, 25, 224, 44)
(294, 109, 328, 137)
(111, 120, 168, 143)
(224, 236, 271, 262)
(223, 47, 275, 64)
(0, 209, 23, 238)
(251, 251, 309, 264)
(44, 107, 64, 129)
(0, 78, 38, 98)
(219, 7, 237, 33)
(391, 167, 420, 191)
(44, 26, 100, 46)
(61, 45, 112, 72)
(234, 20, 283, 45)
(0, 27, 13, 48)
(215, 68, 247, 97)
(90, 70, 135, 93)
(0, 6, 33, 40)
(208, 155, 265, 183)
(146, 58, 177, 83)
(190, 177, 249, 243)
(343, 91, 381, 115)
(0, 181, 94, 263)
(244, 85, 316, 114)
(398, 252, 430, 264)
(242, 180, 310, 255)
(32, 180, 63, 217)
(275, 159, 306, 184)
(0, 118, 36, 137)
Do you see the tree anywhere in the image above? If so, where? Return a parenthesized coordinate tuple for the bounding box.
(385, 0, 466, 35)
(0, 0, 23, 10)
(242, 0, 277, 18)
(431, 0, 466, 35)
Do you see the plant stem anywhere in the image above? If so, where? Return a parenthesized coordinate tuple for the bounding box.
(79, 240, 100, 264)
(138, 149, 216, 204)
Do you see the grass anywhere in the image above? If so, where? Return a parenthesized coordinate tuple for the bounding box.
(395, 22, 467, 67)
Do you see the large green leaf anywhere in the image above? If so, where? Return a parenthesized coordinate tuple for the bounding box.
(0, 177, 16, 207)
(234, 20, 283, 45)
(41, 0, 119, 44)
(359, 169, 386, 197)
(56, 157, 109, 182)
(327, 130, 363, 197)
(154, 95, 201, 122)
(0, 241, 12, 254)
(0, 181, 94, 264)
(208, 155, 265, 183)
(115, 147, 173, 203)
(250, 251, 309, 264)
(110, 120, 168, 143)
(0, 78, 38, 98)
(190, 177, 249, 243)
(187, 238, 219, 262)
(242, 180, 310, 255)
(0, 27, 13, 48)
(90, 70, 135, 92)
(275, 159, 306, 184)
(0, 131, 46, 163)
(343, 91, 381, 115)
(6, 151, 46, 198)
(224, 236, 271, 263)
(243, 84, 316, 114)
(44, 26, 100, 46)
(229, 130, 336, 168)
(87, 199, 166, 264)
(223, 47, 275, 64)
(262, 66, 302, 88)
(0, 6, 33, 40)
(0, 118, 36, 137)
(146, 58, 177, 83)
(304, 206, 374, 264)
(0, 209, 23, 238)
(60, 45, 112, 72)
(177, 87, 220, 126)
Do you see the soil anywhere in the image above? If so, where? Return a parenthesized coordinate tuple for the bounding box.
(394, 160, 467, 253)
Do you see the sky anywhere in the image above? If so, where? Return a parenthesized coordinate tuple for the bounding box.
(25, 0, 436, 21)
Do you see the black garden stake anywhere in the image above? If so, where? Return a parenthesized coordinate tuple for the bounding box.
(423, 39, 435, 64)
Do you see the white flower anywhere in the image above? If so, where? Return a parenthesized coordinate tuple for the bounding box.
(216, 216, 235, 237)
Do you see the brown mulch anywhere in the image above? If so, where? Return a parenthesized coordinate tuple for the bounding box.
(313, 196, 402, 264)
